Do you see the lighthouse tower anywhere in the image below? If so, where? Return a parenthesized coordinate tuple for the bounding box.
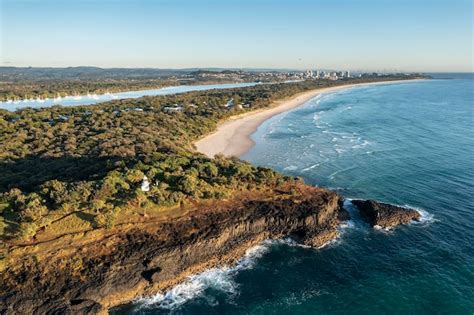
(141, 175, 150, 192)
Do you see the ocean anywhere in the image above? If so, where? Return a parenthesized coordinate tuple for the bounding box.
(113, 74, 474, 314)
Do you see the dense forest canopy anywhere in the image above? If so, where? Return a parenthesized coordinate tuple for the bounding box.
(0, 76, 420, 241)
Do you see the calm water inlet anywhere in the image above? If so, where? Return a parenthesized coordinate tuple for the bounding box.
(0, 82, 260, 111)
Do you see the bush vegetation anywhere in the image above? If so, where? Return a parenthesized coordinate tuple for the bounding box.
(0, 77, 413, 240)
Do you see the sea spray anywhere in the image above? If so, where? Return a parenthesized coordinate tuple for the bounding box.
(404, 205, 437, 226)
(134, 236, 345, 311)
(135, 242, 272, 310)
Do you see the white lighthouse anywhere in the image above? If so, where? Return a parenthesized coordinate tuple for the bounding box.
(141, 175, 150, 192)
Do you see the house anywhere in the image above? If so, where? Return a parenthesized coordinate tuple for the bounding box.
(224, 98, 234, 108)
(163, 106, 183, 113)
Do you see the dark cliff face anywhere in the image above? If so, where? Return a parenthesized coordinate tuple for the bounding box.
(0, 187, 346, 314)
(351, 199, 421, 229)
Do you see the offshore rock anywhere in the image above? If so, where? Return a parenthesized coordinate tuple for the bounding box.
(351, 199, 421, 229)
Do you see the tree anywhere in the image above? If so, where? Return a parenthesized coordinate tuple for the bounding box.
(125, 169, 145, 183)
(178, 174, 198, 196)
(202, 162, 218, 178)
(41, 180, 67, 208)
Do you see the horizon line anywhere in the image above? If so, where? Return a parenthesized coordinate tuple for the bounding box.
(1, 65, 472, 74)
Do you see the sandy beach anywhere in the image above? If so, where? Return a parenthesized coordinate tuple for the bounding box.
(195, 79, 422, 158)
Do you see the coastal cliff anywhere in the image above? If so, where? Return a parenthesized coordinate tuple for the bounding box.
(0, 185, 347, 314)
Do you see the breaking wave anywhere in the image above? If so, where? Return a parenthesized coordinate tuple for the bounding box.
(135, 236, 332, 311)
(404, 205, 437, 226)
(283, 165, 298, 171)
(135, 243, 271, 310)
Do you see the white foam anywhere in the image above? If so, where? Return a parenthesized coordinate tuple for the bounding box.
(373, 224, 394, 233)
(308, 95, 322, 107)
(237, 242, 270, 269)
(136, 242, 270, 310)
(312, 111, 329, 129)
(135, 234, 341, 310)
(136, 267, 237, 310)
(270, 237, 311, 249)
(301, 163, 321, 172)
(404, 205, 437, 225)
(334, 148, 346, 155)
(317, 217, 355, 249)
(351, 140, 371, 149)
(339, 219, 355, 230)
(271, 235, 344, 250)
(283, 165, 298, 171)
(316, 238, 338, 249)
(282, 289, 323, 307)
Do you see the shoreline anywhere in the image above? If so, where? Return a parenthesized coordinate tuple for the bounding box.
(195, 79, 424, 158)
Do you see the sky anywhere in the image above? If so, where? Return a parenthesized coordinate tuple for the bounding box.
(0, 0, 472, 72)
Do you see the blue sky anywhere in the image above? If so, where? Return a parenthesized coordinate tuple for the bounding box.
(1, 0, 472, 71)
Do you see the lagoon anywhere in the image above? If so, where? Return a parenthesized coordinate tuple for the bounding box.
(0, 82, 261, 111)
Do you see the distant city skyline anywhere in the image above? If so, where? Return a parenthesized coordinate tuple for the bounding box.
(1, 0, 472, 72)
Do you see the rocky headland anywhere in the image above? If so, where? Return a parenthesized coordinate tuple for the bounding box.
(1, 184, 346, 314)
(0, 186, 425, 314)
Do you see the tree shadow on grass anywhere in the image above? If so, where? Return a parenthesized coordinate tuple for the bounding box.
(76, 211, 98, 228)
(0, 155, 126, 193)
(1, 206, 19, 241)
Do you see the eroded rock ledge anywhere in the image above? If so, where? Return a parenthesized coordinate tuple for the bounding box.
(0, 185, 347, 314)
(351, 199, 421, 229)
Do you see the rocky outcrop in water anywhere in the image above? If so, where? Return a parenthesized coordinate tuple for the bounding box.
(351, 199, 421, 229)
(0, 186, 348, 314)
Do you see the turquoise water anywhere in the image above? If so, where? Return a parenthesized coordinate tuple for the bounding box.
(0, 82, 260, 111)
(113, 76, 474, 314)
